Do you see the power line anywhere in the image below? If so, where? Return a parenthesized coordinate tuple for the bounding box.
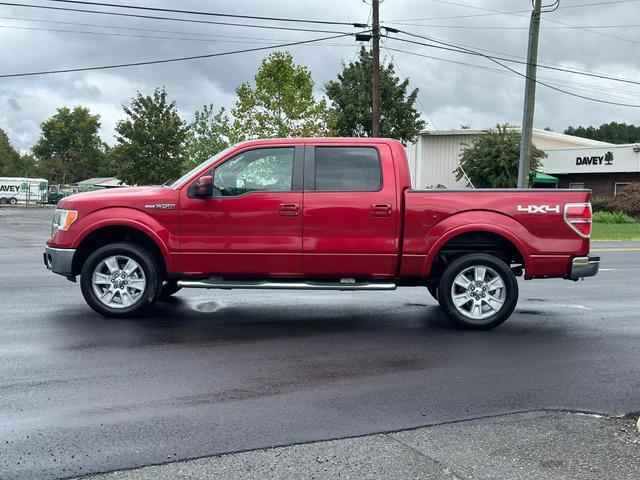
(384, 23, 640, 30)
(403, 30, 640, 88)
(386, 35, 640, 107)
(391, 29, 640, 87)
(0, 2, 352, 35)
(0, 22, 357, 47)
(386, 0, 640, 23)
(561, 0, 640, 8)
(44, 0, 361, 27)
(0, 33, 353, 79)
(0, 15, 310, 40)
(386, 10, 529, 23)
(425, 0, 640, 45)
(383, 46, 640, 101)
(380, 39, 439, 129)
(351, 4, 373, 63)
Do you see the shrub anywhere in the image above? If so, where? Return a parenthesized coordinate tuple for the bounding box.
(609, 183, 640, 218)
(592, 211, 636, 224)
(590, 197, 610, 212)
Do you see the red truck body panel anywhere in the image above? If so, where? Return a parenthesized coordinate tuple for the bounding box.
(401, 191, 590, 279)
(50, 138, 592, 282)
(302, 141, 401, 278)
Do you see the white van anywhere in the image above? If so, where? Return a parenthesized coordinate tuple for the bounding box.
(0, 177, 48, 205)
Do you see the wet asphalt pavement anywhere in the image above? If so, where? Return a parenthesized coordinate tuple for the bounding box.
(1, 208, 639, 479)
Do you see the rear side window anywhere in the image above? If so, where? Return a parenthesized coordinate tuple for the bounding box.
(314, 147, 382, 192)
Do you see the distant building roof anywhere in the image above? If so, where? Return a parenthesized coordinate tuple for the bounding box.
(75, 177, 124, 187)
(419, 128, 613, 148)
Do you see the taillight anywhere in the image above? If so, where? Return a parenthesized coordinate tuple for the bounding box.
(564, 203, 592, 238)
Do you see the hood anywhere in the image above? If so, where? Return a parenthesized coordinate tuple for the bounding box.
(57, 186, 175, 212)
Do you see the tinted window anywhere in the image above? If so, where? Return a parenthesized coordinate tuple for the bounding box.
(314, 147, 381, 192)
(213, 147, 294, 196)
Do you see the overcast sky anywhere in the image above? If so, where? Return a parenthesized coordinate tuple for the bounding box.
(1, 0, 639, 151)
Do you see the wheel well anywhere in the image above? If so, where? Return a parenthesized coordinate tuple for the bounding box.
(429, 231, 524, 281)
(72, 226, 167, 277)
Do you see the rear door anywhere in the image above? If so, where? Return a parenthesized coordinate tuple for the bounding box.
(302, 143, 399, 278)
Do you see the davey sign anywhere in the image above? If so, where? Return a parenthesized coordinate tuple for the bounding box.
(575, 151, 614, 166)
(543, 145, 639, 174)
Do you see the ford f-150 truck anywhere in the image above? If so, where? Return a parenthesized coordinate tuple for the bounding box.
(44, 138, 599, 329)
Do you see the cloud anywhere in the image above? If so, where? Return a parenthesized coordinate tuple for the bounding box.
(0, 0, 638, 150)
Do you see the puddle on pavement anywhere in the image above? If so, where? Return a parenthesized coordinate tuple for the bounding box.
(193, 301, 225, 313)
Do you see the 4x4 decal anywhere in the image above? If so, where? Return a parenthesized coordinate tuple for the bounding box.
(517, 204, 560, 214)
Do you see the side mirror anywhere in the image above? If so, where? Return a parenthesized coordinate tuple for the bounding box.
(192, 175, 214, 198)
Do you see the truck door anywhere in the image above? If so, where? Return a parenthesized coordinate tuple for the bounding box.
(302, 143, 399, 278)
(179, 146, 304, 276)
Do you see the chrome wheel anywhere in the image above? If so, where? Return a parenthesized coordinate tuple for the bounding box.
(91, 255, 146, 309)
(450, 265, 506, 322)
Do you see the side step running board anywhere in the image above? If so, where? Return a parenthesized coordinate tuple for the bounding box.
(177, 279, 397, 291)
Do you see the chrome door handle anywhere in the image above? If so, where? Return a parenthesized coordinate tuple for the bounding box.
(371, 203, 392, 217)
(279, 203, 300, 216)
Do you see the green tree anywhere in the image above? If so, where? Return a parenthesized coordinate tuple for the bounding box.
(32, 106, 105, 183)
(325, 46, 426, 143)
(455, 125, 546, 188)
(184, 105, 231, 171)
(564, 122, 640, 144)
(16, 154, 41, 178)
(230, 51, 333, 141)
(111, 87, 188, 185)
(0, 129, 21, 176)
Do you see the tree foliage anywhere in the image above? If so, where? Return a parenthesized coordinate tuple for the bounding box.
(609, 183, 640, 218)
(455, 125, 546, 188)
(32, 107, 106, 183)
(184, 104, 231, 171)
(325, 46, 425, 144)
(0, 131, 43, 178)
(564, 122, 640, 144)
(0, 129, 21, 175)
(230, 51, 333, 141)
(111, 87, 188, 185)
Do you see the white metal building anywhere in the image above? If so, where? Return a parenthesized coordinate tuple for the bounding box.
(405, 128, 613, 189)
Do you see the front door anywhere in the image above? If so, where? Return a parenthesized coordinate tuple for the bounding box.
(179, 146, 304, 277)
(302, 144, 400, 278)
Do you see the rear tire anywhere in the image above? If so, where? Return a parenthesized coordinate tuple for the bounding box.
(0, 198, 7, 205)
(438, 253, 518, 330)
(80, 242, 161, 318)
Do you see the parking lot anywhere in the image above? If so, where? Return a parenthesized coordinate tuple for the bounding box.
(1, 207, 639, 479)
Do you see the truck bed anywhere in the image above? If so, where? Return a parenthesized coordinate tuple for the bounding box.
(400, 188, 592, 279)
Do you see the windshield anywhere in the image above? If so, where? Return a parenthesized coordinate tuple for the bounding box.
(168, 146, 235, 189)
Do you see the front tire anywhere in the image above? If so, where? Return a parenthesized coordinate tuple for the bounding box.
(80, 242, 161, 318)
(438, 253, 518, 330)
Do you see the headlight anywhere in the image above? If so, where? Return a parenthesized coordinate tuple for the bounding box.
(51, 209, 78, 236)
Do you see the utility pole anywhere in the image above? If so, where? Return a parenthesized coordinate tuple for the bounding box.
(517, 0, 542, 188)
(371, 0, 381, 137)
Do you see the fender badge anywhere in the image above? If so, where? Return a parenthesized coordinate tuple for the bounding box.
(144, 203, 176, 210)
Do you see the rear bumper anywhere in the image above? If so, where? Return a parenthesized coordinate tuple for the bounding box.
(44, 246, 75, 277)
(569, 255, 600, 281)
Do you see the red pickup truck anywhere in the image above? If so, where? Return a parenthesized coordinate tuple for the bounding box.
(44, 138, 599, 329)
